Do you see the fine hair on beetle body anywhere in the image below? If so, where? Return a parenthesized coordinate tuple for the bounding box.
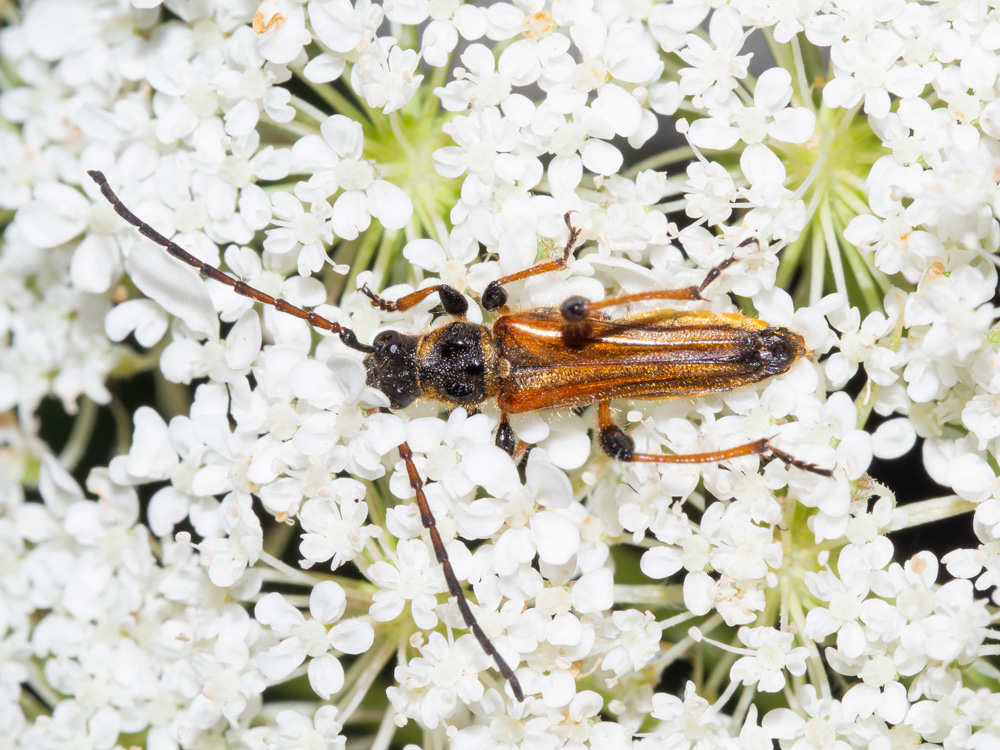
(88, 169, 832, 704)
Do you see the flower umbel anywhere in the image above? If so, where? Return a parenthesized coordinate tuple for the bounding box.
(3, 0, 1000, 748)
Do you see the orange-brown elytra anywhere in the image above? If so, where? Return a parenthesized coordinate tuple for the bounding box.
(88, 170, 831, 704)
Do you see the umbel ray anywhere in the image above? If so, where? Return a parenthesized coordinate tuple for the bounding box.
(88, 169, 832, 703)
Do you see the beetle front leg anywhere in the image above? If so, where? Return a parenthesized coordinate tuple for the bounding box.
(361, 283, 469, 318)
(596, 402, 832, 476)
(396, 441, 525, 700)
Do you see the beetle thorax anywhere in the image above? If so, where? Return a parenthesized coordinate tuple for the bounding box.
(417, 322, 499, 407)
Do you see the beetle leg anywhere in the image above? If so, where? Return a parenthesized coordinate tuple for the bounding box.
(512, 440, 531, 462)
(396, 441, 525, 701)
(596, 402, 832, 476)
(482, 211, 583, 312)
(495, 414, 516, 455)
(360, 283, 469, 318)
(495, 414, 532, 462)
(558, 250, 752, 324)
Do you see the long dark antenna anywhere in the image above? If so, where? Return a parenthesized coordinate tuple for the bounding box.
(397, 440, 524, 701)
(86, 170, 371, 353)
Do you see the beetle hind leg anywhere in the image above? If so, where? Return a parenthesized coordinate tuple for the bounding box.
(596, 402, 832, 476)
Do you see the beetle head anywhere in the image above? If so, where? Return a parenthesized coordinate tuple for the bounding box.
(364, 330, 420, 409)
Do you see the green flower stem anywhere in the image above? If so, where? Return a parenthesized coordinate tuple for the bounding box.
(855, 290, 904, 428)
(614, 583, 685, 608)
(302, 75, 370, 128)
(259, 549, 319, 586)
(289, 93, 333, 126)
(786, 579, 833, 699)
(24, 660, 63, 712)
(809, 212, 826, 303)
(109, 395, 134, 456)
(893, 494, 975, 528)
(652, 627, 700, 675)
(364, 478, 388, 535)
(269, 117, 322, 139)
(57, 396, 98, 471)
(626, 144, 696, 177)
(338, 633, 399, 724)
(763, 31, 795, 88)
(337, 631, 403, 724)
(704, 642, 738, 700)
(370, 702, 402, 750)
(371, 227, 404, 288)
(820, 200, 848, 299)
(342, 219, 383, 292)
(420, 61, 451, 122)
(409, 185, 450, 245)
(790, 35, 813, 111)
(732, 680, 756, 728)
(388, 111, 418, 162)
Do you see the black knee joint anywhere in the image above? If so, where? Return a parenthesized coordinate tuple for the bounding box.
(599, 426, 634, 461)
(438, 286, 468, 316)
(495, 420, 516, 455)
(482, 281, 507, 311)
(561, 296, 589, 323)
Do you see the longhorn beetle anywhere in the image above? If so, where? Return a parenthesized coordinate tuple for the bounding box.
(88, 169, 832, 702)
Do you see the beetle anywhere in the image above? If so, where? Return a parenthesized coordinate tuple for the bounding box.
(88, 169, 831, 702)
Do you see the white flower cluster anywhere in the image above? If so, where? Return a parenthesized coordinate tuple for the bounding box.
(2, 0, 1000, 748)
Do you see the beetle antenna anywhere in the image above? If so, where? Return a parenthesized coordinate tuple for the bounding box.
(86, 170, 372, 353)
(396, 439, 525, 701)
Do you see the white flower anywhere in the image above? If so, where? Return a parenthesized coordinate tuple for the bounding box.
(10, 0, 1000, 745)
(368, 538, 446, 630)
(703, 501, 782, 582)
(268, 706, 346, 750)
(730, 626, 808, 693)
(450, 688, 556, 750)
(351, 38, 424, 114)
(687, 67, 816, 150)
(823, 29, 929, 119)
(298, 481, 380, 570)
(684, 159, 738, 225)
(254, 0, 310, 65)
(804, 545, 879, 659)
(435, 43, 517, 112)
(601, 609, 660, 678)
(308, 0, 383, 55)
(677, 7, 752, 106)
(291, 114, 413, 239)
(436, 106, 542, 195)
(262, 190, 334, 276)
(738, 143, 807, 242)
(650, 682, 727, 745)
(254, 582, 374, 698)
(387, 631, 488, 729)
(734, 0, 825, 44)
(213, 28, 296, 136)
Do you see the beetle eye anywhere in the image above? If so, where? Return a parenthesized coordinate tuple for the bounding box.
(390, 386, 415, 409)
(373, 330, 403, 353)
